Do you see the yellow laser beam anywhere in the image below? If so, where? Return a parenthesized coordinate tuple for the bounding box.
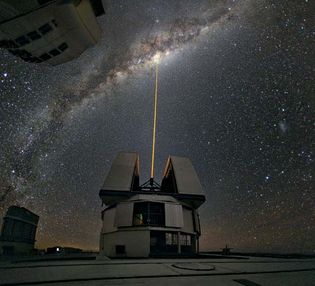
(150, 62, 158, 180)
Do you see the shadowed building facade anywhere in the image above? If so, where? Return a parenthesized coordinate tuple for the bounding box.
(0, 0, 105, 65)
(0, 206, 39, 255)
(99, 152, 206, 257)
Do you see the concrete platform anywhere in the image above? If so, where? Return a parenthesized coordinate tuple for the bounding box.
(0, 256, 314, 285)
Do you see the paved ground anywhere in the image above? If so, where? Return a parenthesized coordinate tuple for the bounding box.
(0, 256, 314, 285)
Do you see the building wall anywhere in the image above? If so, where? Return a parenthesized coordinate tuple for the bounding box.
(182, 207, 194, 233)
(101, 207, 117, 233)
(101, 196, 187, 232)
(100, 194, 201, 257)
(101, 229, 150, 257)
(0, 0, 102, 65)
(0, 206, 39, 255)
(0, 240, 34, 255)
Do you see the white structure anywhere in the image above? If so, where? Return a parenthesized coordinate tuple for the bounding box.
(0, 206, 39, 255)
(0, 0, 104, 65)
(99, 152, 206, 257)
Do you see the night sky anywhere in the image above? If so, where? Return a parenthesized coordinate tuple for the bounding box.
(0, 0, 314, 253)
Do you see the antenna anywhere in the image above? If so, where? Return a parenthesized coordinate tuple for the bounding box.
(150, 62, 159, 186)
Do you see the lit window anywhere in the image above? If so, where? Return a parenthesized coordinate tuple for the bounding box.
(133, 202, 165, 226)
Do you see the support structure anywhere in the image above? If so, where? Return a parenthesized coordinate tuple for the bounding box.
(99, 153, 205, 257)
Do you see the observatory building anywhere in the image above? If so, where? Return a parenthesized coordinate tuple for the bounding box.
(0, 206, 39, 255)
(0, 0, 105, 65)
(99, 152, 206, 257)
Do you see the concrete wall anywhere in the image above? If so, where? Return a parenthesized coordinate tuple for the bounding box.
(0, 241, 34, 255)
(101, 229, 150, 257)
(0, 0, 102, 65)
(101, 207, 117, 233)
(100, 194, 200, 257)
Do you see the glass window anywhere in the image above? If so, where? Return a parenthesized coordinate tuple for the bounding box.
(39, 53, 51, 61)
(0, 40, 18, 49)
(166, 232, 178, 245)
(180, 234, 192, 246)
(49, 49, 60, 56)
(38, 0, 54, 4)
(52, 19, 58, 27)
(24, 57, 41, 63)
(8, 49, 20, 56)
(18, 50, 32, 59)
(15, 36, 30, 46)
(133, 202, 165, 226)
(58, 42, 68, 52)
(39, 23, 53, 35)
(27, 31, 41, 41)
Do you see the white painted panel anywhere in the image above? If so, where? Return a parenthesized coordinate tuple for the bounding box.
(102, 208, 117, 233)
(170, 156, 204, 195)
(103, 153, 139, 191)
(114, 203, 133, 227)
(165, 203, 183, 228)
(182, 208, 194, 233)
(101, 230, 150, 257)
(193, 211, 201, 234)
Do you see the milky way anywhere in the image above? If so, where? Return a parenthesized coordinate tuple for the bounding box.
(0, 0, 314, 252)
(2, 0, 244, 194)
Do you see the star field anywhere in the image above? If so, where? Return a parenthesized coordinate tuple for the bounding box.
(0, 0, 314, 253)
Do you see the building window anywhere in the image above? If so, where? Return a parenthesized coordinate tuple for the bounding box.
(8, 49, 19, 56)
(58, 42, 68, 52)
(180, 234, 191, 246)
(15, 36, 30, 47)
(0, 40, 18, 49)
(133, 202, 165, 226)
(49, 49, 60, 56)
(115, 245, 126, 254)
(38, 0, 54, 5)
(52, 19, 58, 27)
(27, 31, 41, 41)
(165, 232, 178, 245)
(18, 50, 32, 60)
(39, 53, 51, 61)
(39, 23, 53, 35)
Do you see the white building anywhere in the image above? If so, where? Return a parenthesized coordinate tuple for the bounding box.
(99, 152, 206, 257)
(0, 206, 39, 255)
(0, 0, 104, 65)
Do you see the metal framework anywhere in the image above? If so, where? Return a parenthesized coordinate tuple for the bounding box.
(140, 178, 161, 192)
